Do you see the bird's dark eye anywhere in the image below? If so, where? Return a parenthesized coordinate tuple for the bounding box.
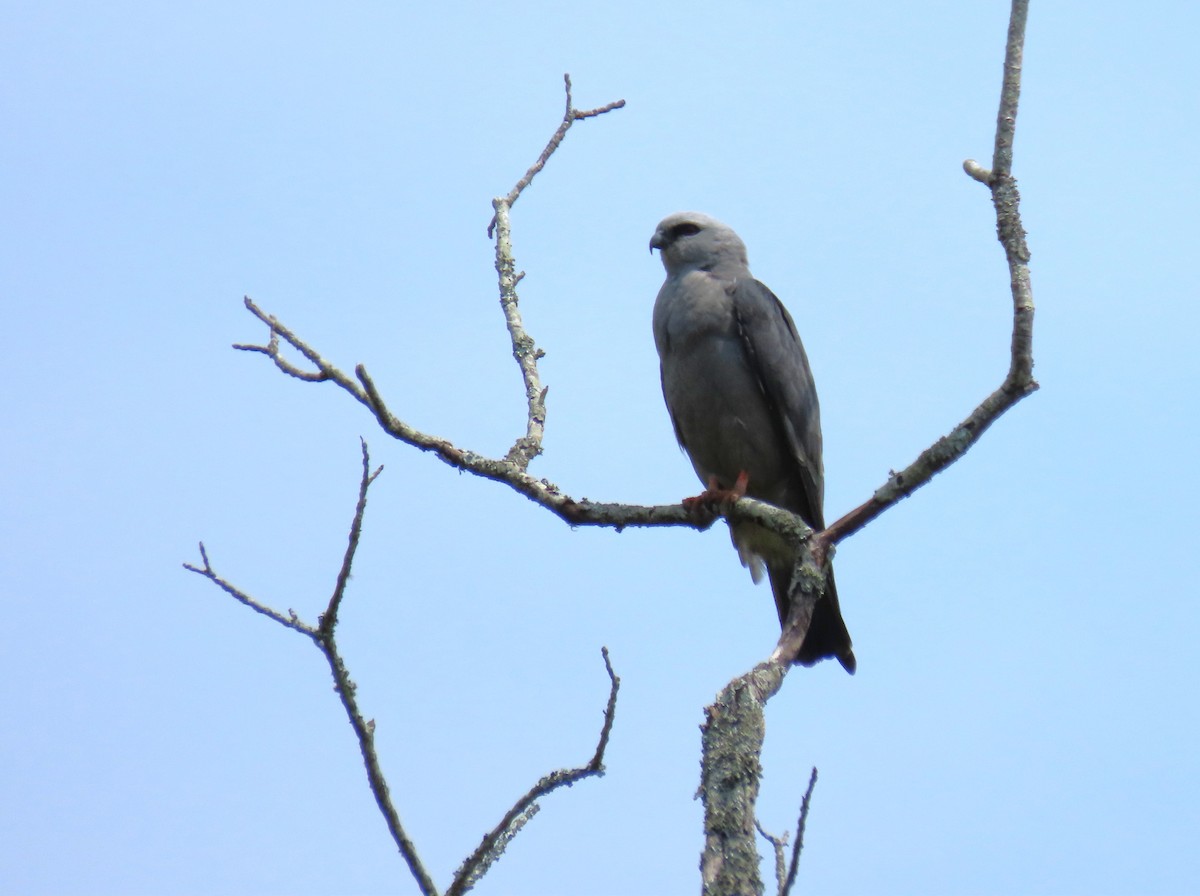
(670, 222, 702, 239)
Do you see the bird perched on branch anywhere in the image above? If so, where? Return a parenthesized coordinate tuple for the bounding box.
(650, 212, 855, 673)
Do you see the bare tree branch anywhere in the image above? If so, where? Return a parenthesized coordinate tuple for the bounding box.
(188, 465, 624, 892)
(200, 77, 642, 896)
(183, 542, 317, 637)
(487, 75, 624, 469)
(224, 14, 1037, 650)
(493, 198, 548, 470)
(185, 443, 440, 896)
(188, 442, 622, 896)
(781, 768, 819, 896)
(446, 648, 620, 896)
(486, 73, 626, 238)
(320, 438, 383, 636)
(321, 610, 436, 896)
(752, 767, 817, 896)
(820, 0, 1035, 549)
(231, 0, 1037, 647)
(755, 820, 788, 896)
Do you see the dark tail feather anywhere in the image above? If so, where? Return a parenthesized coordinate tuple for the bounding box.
(769, 564, 856, 674)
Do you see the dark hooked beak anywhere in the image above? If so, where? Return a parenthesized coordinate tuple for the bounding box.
(649, 232, 665, 253)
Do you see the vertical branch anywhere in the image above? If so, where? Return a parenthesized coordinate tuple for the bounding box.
(699, 662, 787, 896)
(781, 768, 819, 896)
(991, 0, 1029, 180)
(490, 75, 625, 471)
(319, 439, 380, 635)
(755, 820, 789, 896)
(493, 199, 548, 471)
(987, 0, 1034, 387)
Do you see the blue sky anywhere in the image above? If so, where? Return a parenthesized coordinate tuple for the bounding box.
(3, 2, 1198, 894)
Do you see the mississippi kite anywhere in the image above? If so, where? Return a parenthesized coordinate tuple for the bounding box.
(650, 212, 855, 673)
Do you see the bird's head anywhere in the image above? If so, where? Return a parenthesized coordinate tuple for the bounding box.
(649, 212, 749, 277)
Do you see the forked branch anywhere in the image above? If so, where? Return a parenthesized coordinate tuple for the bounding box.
(185, 441, 438, 895)
(186, 442, 620, 896)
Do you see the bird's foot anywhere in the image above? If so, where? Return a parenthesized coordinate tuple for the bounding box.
(682, 472, 750, 525)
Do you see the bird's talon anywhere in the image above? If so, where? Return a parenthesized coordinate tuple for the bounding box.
(682, 472, 749, 518)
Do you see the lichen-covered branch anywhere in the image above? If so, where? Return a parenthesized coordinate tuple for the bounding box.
(492, 198, 548, 471)
(488, 75, 625, 470)
(699, 662, 786, 896)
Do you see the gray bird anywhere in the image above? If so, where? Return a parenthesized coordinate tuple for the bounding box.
(650, 212, 855, 673)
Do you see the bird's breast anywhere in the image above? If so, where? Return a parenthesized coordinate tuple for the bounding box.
(659, 327, 794, 507)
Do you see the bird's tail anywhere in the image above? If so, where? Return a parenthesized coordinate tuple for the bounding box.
(768, 564, 856, 674)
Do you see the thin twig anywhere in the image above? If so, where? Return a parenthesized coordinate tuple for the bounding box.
(781, 768, 818, 896)
(755, 820, 788, 896)
(589, 647, 620, 769)
(446, 648, 620, 896)
(183, 542, 317, 637)
(319, 438, 383, 635)
(235, 297, 370, 401)
(486, 74, 626, 238)
(232, 329, 328, 382)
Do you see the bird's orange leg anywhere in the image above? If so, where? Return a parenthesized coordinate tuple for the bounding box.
(682, 471, 750, 522)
